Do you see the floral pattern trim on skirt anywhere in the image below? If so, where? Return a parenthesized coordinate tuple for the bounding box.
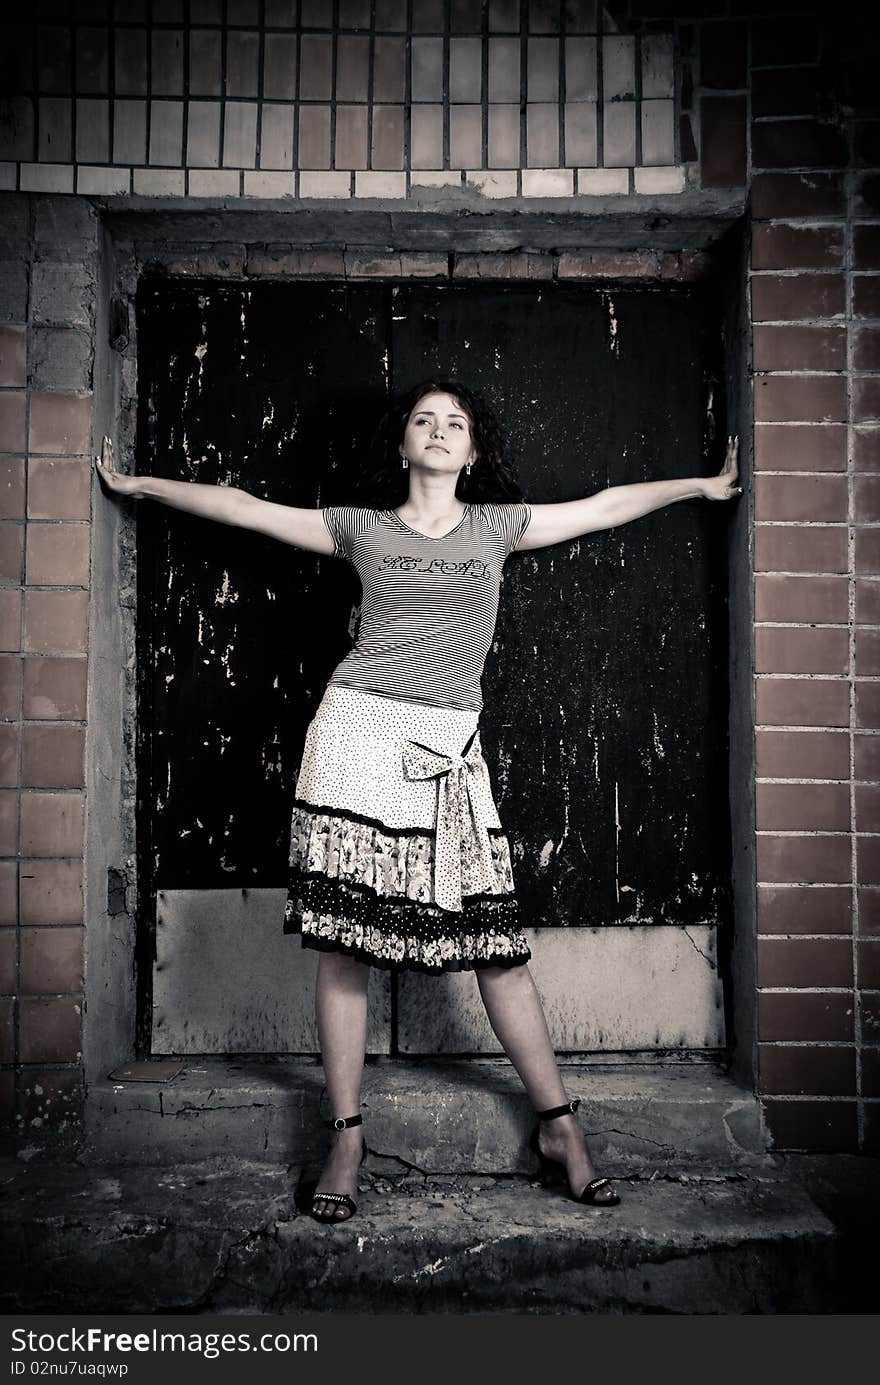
(284, 869, 532, 974)
(286, 800, 516, 902)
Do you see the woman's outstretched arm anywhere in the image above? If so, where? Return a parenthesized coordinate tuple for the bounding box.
(515, 436, 742, 552)
(94, 437, 335, 556)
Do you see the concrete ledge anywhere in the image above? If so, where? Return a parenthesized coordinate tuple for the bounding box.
(83, 1060, 768, 1171)
(0, 1153, 845, 1314)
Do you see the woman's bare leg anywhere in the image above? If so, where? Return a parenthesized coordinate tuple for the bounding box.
(476, 963, 618, 1203)
(312, 950, 371, 1221)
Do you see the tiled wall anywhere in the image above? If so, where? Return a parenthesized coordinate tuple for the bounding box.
(1, 1, 880, 1152)
(0, 1, 685, 200)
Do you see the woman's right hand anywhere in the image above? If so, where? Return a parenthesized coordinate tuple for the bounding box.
(94, 436, 144, 498)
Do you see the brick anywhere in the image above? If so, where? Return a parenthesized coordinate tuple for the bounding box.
(755, 524, 847, 575)
(353, 171, 406, 199)
(752, 173, 845, 220)
(76, 168, 131, 196)
(855, 174, 880, 217)
(752, 17, 819, 66)
(20, 926, 83, 994)
(700, 20, 747, 90)
(520, 168, 572, 197)
(16, 1066, 82, 1127)
(640, 100, 674, 167)
(0, 326, 26, 388)
(258, 104, 294, 171)
(854, 277, 880, 319)
(333, 34, 368, 102)
(756, 676, 849, 729)
(374, 36, 406, 102)
(856, 629, 880, 677)
(0, 98, 34, 163)
(752, 120, 847, 171)
(752, 274, 845, 323)
(757, 781, 850, 832)
(148, 101, 183, 166)
(0, 928, 13, 993)
(856, 381, 880, 425)
(754, 376, 846, 425)
(603, 102, 635, 167)
(0, 723, 18, 784)
(372, 106, 405, 170)
(20, 724, 84, 790)
(0, 591, 22, 652)
(0, 526, 23, 584)
(225, 30, 260, 99)
(222, 103, 258, 168)
(114, 28, 147, 96)
(857, 682, 880, 731)
(465, 171, 517, 199)
(756, 728, 850, 780)
(753, 326, 846, 373)
(26, 459, 90, 522)
(19, 995, 80, 1063)
(25, 523, 89, 587)
(19, 166, 74, 196)
(31, 328, 93, 393)
(759, 1045, 856, 1097)
(859, 837, 880, 886)
(0, 997, 12, 1061)
(188, 29, 223, 97)
(242, 172, 295, 198)
(854, 121, 880, 168)
(37, 98, 72, 164)
(298, 107, 331, 170)
(22, 592, 88, 656)
(186, 103, 221, 168)
(299, 34, 333, 101)
(452, 36, 483, 102)
(577, 169, 628, 196)
(565, 37, 598, 102)
(0, 395, 26, 453)
(451, 106, 483, 167)
(0, 263, 29, 323)
(641, 34, 674, 99)
(28, 395, 91, 457)
(855, 330, 880, 373)
(187, 170, 240, 197)
(758, 937, 854, 988)
(32, 264, 95, 330)
(856, 781, 880, 828)
(412, 36, 445, 102)
(20, 792, 83, 857)
(863, 1047, 880, 1098)
(0, 855, 16, 920)
(453, 254, 552, 281)
(763, 1099, 858, 1152)
(755, 474, 847, 522)
(752, 225, 844, 272)
(754, 423, 846, 473)
(856, 531, 880, 574)
(412, 107, 444, 170)
(700, 96, 746, 188)
(75, 26, 109, 94)
(564, 104, 596, 166)
(863, 989, 880, 1036)
(334, 106, 368, 170)
(602, 35, 635, 99)
(151, 29, 184, 96)
(862, 942, 880, 989)
(245, 248, 346, 276)
(298, 172, 351, 198)
(755, 625, 848, 676)
(19, 857, 82, 926)
(757, 885, 852, 936)
(856, 579, 880, 622)
(751, 67, 822, 119)
(113, 99, 147, 166)
(0, 460, 25, 520)
(757, 834, 851, 885)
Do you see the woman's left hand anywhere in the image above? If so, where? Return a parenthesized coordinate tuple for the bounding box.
(702, 435, 743, 502)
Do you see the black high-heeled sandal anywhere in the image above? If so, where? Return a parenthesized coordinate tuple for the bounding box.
(529, 1098, 621, 1207)
(310, 1113, 367, 1224)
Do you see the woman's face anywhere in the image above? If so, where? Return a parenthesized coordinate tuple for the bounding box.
(399, 391, 476, 478)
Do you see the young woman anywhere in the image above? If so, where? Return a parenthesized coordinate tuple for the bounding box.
(96, 379, 741, 1224)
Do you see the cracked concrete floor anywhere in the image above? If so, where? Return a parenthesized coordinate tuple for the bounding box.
(1, 1147, 875, 1314)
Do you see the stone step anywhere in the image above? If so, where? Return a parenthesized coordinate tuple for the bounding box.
(0, 1154, 841, 1314)
(84, 1058, 768, 1171)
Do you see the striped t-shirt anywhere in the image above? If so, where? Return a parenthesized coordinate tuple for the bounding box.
(321, 502, 532, 712)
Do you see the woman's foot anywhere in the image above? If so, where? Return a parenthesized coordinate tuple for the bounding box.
(311, 1125, 365, 1222)
(536, 1112, 619, 1204)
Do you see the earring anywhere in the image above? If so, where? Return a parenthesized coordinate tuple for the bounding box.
(402, 455, 409, 469)
(465, 462, 472, 476)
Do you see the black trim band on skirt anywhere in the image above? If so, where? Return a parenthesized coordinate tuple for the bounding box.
(284, 868, 532, 975)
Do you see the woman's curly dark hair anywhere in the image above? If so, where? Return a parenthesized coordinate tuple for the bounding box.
(351, 379, 525, 507)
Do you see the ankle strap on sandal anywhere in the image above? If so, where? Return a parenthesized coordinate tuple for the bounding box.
(536, 1098, 581, 1121)
(325, 1113, 363, 1131)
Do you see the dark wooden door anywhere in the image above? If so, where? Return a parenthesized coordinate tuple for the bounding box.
(136, 279, 730, 1057)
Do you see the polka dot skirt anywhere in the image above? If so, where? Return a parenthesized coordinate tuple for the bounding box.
(283, 685, 531, 974)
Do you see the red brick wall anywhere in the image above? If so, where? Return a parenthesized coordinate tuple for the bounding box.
(0, 199, 96, 1130)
